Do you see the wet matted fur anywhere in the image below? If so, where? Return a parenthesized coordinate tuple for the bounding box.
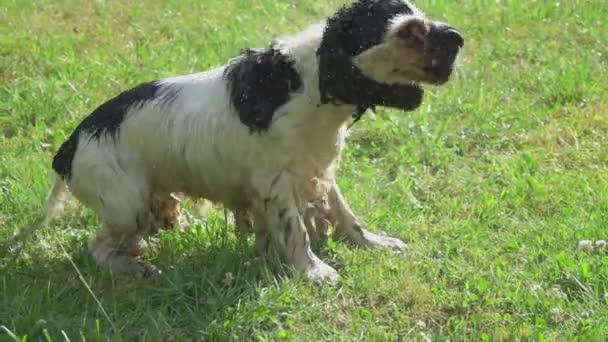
(41, 0, 464, 283)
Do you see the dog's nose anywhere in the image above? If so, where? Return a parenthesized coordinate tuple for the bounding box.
(431, 23, 464, 52)
(444, 28, 464, 49)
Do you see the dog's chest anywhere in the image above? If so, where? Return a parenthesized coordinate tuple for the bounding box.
(293, 118, 345, 167)
(273, 106, 351, 202)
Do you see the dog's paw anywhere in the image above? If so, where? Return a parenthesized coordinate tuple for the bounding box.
(307, 261, 339, 285)
(344, 225, 407, 252)
(340, 224, 408, 252)
(372, 234, 408, 252)
(359, 229, 408, 253)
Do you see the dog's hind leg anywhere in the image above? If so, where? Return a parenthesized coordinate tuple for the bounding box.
(327, 182, 407, 252)
(87, 188, 160, 277)
(89, 225, 158, 276)
(70, 156, 159, 277)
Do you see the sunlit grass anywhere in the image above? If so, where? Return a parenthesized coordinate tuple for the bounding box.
(1, 0, 607, 340)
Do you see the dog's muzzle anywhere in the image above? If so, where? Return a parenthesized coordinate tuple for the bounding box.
(425, 23, 464, 84)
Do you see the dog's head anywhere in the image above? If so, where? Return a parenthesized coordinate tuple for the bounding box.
(355, 14, 464, 86)
(318, 0, 463, 112)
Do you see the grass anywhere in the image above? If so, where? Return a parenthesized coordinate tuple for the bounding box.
(1, 0, 608, 340)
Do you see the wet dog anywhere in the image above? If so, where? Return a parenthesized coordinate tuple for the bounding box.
(43, 0, 463, 283)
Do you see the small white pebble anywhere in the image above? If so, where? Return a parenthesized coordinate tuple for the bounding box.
(578, 240, 594, 252)
(222, 272, 234, 287)
(550, 307, 565, 323)
(595, 240, 607, 249)
(551, 285, 567, 299)
(34, 319, 47, 328)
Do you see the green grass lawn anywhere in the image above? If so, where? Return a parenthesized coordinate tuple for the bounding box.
(2, 0, 608, 340)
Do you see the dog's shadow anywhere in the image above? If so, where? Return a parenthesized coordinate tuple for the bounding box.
(2, 221, 339, 340)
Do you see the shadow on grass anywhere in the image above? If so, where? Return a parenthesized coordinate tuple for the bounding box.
(1, 228, 258, 338)
(1, 225, 340, 340)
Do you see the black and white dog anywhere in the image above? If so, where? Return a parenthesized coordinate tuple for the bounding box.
(42, 0, 463, 283)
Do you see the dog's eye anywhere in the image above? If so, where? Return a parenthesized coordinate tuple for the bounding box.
(398, 30, 414, 41)
(398, 30, 424, 48)
(396, 20, 428, 49)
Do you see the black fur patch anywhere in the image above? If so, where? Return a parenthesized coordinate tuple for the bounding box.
(317, 0, 424, 116)
(325, 0, 413, 57)
(224, 46, 302, 132)
(52, 81, 178, 180)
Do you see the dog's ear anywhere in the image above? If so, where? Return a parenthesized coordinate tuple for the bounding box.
(395, 18, 429, 50)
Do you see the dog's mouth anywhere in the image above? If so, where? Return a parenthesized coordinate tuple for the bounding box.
(422, 63, 455, 85)
(391, 63, 454, 86)
(390, 48, 460, 86)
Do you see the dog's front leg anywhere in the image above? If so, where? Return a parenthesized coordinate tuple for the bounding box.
(328, 182, 407, 251)
(257, 181, 338, 284)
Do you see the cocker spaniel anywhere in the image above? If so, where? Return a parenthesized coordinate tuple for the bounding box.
(43, 0, 463, 283)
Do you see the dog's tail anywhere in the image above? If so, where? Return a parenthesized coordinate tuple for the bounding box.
(25, 175, 70, 235)
(1, 176, 70, 267)
(42, 175, 70, 223)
